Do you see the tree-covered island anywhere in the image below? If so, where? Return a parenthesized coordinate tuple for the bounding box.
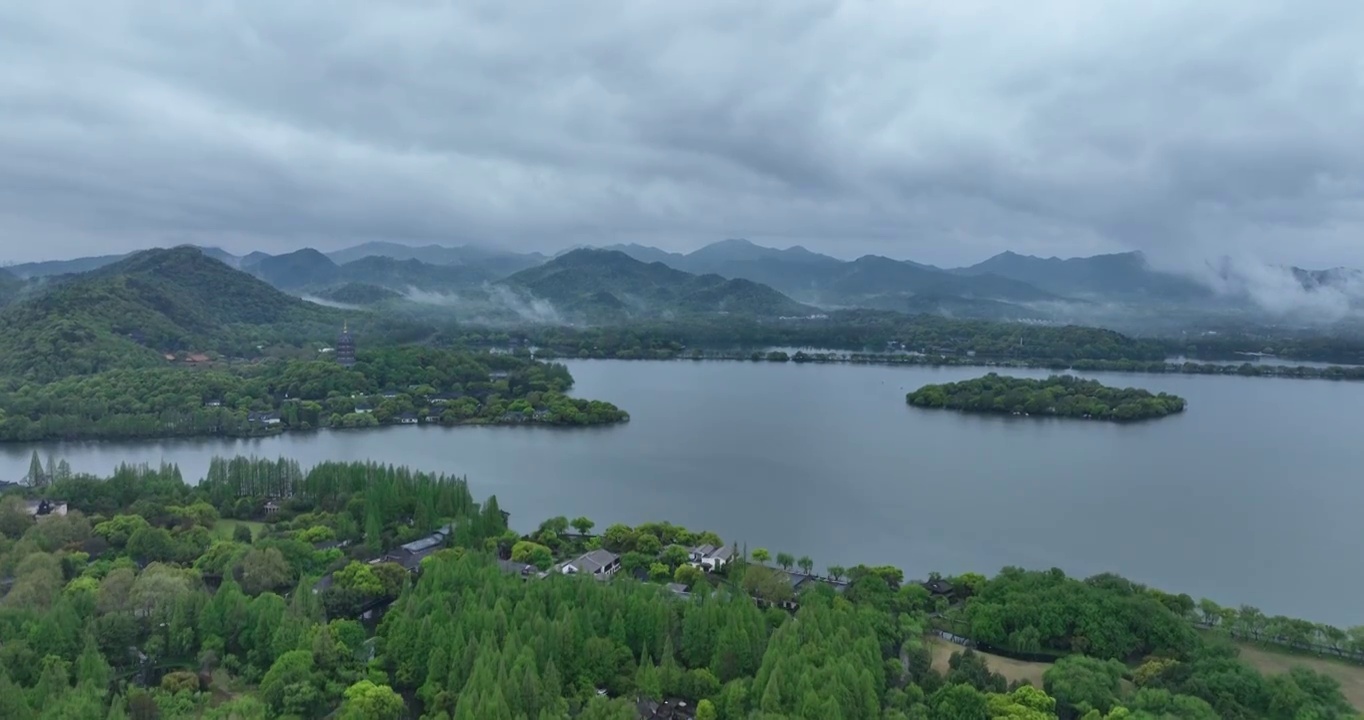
(907, 374, 1187, 422)
(0, 346, 628, 442)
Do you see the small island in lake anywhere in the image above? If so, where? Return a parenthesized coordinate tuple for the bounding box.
(907, 373, 1187, 421)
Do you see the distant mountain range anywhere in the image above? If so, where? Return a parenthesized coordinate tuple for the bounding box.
(594, 240, 1058, 319)
(324, 241, 545, 276)
(952, 250, 1213, 301)
(5, 239, 1361, 328)
(500, 248, 816, 321)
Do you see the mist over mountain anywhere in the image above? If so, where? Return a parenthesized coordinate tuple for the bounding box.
(313, 282, 403, 306)
(326, 242, 545, 276)
(1199, 257, 1364, 322)
(3, 253, 133, 278)
(600, 239, 1049, 318)
(953, 251, 1213, 301)
(332, 256, 499, 292)
(7, 239, 1363, 332)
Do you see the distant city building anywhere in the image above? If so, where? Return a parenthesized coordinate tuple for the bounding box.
(336, 322, 356, 366)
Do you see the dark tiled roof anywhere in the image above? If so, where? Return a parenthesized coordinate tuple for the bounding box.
(635, 697, 696, 720)
(786, 571, 813, 588)
(567, 549, 619, 574)
(923, 579, 954, 594)
(497, 559, 535, 575)
(664, 583, 690, 598)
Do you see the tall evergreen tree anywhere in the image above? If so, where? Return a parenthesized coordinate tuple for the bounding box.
(26, 450, 45, 488)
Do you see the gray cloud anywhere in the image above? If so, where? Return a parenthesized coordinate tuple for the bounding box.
(1, 1, 1362, 269)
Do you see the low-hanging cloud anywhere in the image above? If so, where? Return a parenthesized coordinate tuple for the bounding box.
(299, 295, 362, 311)
(1198, 257, 1364, 322)
(402, 284, 563, 325)
(0, 2, 1362, 270)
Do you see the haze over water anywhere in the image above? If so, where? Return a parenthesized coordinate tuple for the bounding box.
(3, 360, 1360, 627)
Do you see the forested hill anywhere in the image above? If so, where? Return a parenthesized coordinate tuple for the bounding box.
(908, 373, 1188, 421)
(500, 248, 817, 321)
(0, 456, 1357, 718)
(508, 311, 1170, 362)
(0, 247, 344, 381)
(0, 346, 629, 442)
(0, 267, 21, 307)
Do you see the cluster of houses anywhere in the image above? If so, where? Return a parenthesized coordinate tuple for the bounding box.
(687, 544, 735, 571)
(313, 521, 881, 634)
(163, 352, 213, 364)
(270, 507, 949, 720)
(246, 411, 281, 426)
(376, 523, 458, 571)
(635, 697, 697, 720)
(207, 376, 550, 429)
(557, 548, 622, 578)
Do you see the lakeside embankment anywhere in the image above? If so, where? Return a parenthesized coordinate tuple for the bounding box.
(533, 346, 1364, 381)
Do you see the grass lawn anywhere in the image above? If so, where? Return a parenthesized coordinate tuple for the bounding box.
(927, 635, 1052, 689)
(213, 519, 268, 541)
(1234, 641, 1364, 712)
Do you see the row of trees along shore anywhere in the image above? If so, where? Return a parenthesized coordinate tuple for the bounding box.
(0, 454, 1360, 719)
(449, 315, 1364, 370)
(526, 343, 1364, 383)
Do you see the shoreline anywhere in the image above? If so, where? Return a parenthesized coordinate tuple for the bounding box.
(906, 404, 1186, 423)
(0, 413, 630, 446)
(905, 373, 1189, 423)
(532, 348, 1364, 382)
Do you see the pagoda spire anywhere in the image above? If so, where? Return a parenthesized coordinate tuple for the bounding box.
(336, 320, 356, 366)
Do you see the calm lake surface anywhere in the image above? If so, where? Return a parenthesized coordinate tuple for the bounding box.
(3, 360, 1361, 627)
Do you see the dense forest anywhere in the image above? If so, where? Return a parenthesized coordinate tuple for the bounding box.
(0, 346, 627, 442)
(488, 319, 1364, 377)
(907, 374, 1188, 422)
(7, 246, 1364, 396)
(0, 455, 1359, 719)
(474, 313, 1170, 364)
(0, 248, 349, 382)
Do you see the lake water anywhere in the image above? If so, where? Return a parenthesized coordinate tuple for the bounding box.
(3, 360, 1361, 627)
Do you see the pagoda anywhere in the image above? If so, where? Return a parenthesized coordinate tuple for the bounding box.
(336, 321, 356, 366)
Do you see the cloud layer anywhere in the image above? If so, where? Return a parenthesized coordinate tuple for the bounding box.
(2, 1, 1362, 268)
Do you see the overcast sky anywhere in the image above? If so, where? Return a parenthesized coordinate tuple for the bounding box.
(2, 1, 1362, 269)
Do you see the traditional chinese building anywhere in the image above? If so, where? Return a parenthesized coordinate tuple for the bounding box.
(337, 321, 356, 366)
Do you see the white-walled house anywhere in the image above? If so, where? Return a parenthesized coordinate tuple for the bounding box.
(559, 549, 621, 579)
(688, 544, 736, 572)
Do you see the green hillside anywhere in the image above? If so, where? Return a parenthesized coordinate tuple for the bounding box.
(246, 247, 340, 289)
(317, 282, 404, 306)
(606, 239, 1064, 314)
(501, 248, 814, 321)
(0, 247, 342, 381)
(0, 268, 22, 307)
(956, 251, 1211, 300)
(335, 256, 496, 292)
